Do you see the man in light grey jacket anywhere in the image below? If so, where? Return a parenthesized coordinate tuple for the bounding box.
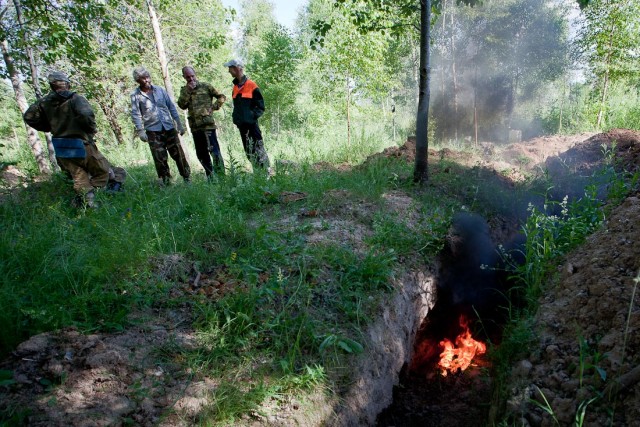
(130, 66, 190, 184)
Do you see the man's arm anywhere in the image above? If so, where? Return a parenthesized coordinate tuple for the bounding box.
(23, 102, 51, 132)
(130, 92, 144, 131)
(208, 84, 227, 110)
(162, 88, 184, 133)
(71, 94, 98, 135)
(177, 85, 190, 110)
(252, 87, 265, 119)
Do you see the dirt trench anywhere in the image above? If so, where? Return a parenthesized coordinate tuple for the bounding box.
(368, 129, 640, 426)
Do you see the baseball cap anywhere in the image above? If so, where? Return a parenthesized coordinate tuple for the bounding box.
(224, 59, 244, 68)
(47, 71, 70, 83)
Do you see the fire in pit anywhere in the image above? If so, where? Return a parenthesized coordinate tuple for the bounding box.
(437, 314, 487, 376)
(377, 213, 521, 426)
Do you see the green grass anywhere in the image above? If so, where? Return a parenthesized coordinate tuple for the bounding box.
(0, 128, 462, 424)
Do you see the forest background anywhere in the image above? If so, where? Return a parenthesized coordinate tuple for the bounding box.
(1, 0, 639, 177)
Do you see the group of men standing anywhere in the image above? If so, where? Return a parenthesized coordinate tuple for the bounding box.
(23, 59, 270, 208)
(130, 59, 270, 185)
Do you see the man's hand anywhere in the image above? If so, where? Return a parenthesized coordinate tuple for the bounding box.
(137, 129, 148, 142)
(178, 126, 186, 136)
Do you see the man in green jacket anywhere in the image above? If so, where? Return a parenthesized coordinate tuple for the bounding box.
(177, 66, 226, 178)
(23, 71, 126, 208)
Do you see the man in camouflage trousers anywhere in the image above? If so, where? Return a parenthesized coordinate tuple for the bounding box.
(23, 71, 126, 208)
(130, 66, 191, 185)
(224, 59, 271, 171)
(178, 66, 226, 179)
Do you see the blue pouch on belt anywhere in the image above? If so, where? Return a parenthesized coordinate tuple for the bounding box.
(52, 138, 86, 159)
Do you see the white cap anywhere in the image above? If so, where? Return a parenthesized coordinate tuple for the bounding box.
(224, 59, 244, 68)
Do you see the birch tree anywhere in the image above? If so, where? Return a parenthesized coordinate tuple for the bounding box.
(145, 0, 175, 98)
(1, 38, 51, 174)
(576, 0, 640, 129)
(12, 0, 57, 169)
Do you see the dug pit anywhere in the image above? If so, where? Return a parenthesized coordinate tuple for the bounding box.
(376, 212, 518, 427)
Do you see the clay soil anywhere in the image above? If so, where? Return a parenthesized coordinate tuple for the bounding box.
(1, 129, 640, 426)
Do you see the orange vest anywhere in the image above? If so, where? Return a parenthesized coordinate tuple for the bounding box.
(232, 79, 258, 99)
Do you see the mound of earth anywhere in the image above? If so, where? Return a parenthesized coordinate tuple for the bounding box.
(545, 129, 640, 175)
(501, 133, 596, 170)
(375, 129, 640, 183)
(503, 193, 640, 426)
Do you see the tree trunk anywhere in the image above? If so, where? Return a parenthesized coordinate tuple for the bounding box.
(99, 102, 126, 145)
(13, 0, 58, 171)
(450, 1, 459, 141)
(558, 80, 566, 134)
(440, 0, 447, 137)
(146, 0, 174, 99)
(99, 85, 126, 145)
(346, 72, 351, 145)
(597, 72, 609, 129)
(1, 39, 51, 175)
(597, 15, 616, 129)
(508, 73, 519, 131)
(413, 0, 431, 184)
(474, 48, 478, 145)
(184, 110, 191, 134)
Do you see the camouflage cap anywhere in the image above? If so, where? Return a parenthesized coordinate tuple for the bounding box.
(47, 71, 70, 83)
(223, 59, 244, 68)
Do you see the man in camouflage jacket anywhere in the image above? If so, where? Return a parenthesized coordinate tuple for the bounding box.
(23, 71, 126, 208)
(178, 66, 226, 178)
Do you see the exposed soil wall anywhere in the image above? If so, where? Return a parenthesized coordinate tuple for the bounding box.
(329, 270, 437, 426)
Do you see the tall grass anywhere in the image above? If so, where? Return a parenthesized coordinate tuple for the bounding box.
(1, 126, 463, 424)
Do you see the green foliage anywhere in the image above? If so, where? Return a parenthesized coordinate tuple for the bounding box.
(369, 209, 450, 258)
(575, 0, 640, 128)
(250, 24, 302, 133)
(529, 385, 560, 425)
(535, 82, 597, 134)
(602, 82, 640, 131)
(576, 0, 640, 84)
(575, 396, 599, 427)
(1, 0, 111, 72)
(506, 192, 604, 301)
(578, 335, 607, 388)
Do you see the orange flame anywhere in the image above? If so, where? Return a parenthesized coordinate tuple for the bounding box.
(438, 315, 487, 376)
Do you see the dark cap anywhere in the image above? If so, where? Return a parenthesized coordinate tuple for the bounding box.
(47, 72, 70, 83)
